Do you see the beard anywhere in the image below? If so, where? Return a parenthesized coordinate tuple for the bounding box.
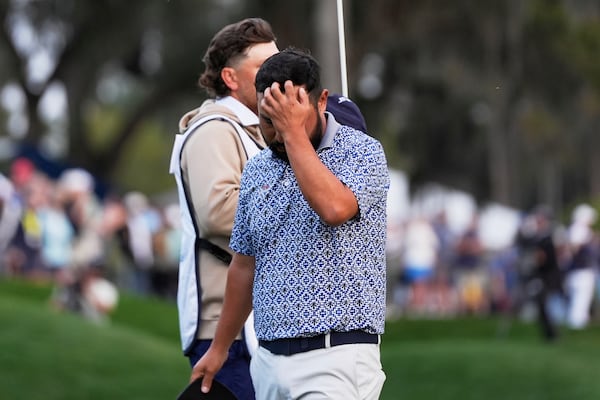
(270, 142, 289, 162)
(269, 113, 323, 163)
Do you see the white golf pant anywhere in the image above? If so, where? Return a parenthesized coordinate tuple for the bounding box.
(250, 342, 386, 400)
(566, 267, 597, 329)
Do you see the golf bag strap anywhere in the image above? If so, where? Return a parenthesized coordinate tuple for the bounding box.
(199, 238, 232, 265)
(174, 113, 256, 268)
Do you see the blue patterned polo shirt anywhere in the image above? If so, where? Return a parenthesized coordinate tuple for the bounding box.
(230, 113, 389, 341)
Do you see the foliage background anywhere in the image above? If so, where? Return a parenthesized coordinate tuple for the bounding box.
(1, 0, 600, 213)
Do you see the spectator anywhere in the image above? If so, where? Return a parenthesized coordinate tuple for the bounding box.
(452, 215, 488, 314)
(515, 206, 565, 341)
(37, 179, 75, 277)
(58, 168, 104, 271)
(565, 203, 599, 329)
(151, 203, 181, 300)
(5, 171, 48, 278)
(400, 217, 439, 313)
(0, 173, 22, 268)
(50, 168, 109, 321)
(122, 191, 156, 295)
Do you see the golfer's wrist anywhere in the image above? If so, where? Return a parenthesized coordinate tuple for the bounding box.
(210, 338, 232, 355)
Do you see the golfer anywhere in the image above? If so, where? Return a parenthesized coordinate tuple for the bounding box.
(192, 48, 389, 399)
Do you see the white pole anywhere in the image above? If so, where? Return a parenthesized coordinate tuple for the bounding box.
(336, 0, 349, 97)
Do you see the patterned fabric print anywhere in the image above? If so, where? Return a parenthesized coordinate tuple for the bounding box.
(231, 125, 390, 341)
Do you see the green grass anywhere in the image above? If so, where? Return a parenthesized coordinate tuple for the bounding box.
(381, 320, 600, 399)
(0, 278, 188, 400)
(2, 277, 600, 399)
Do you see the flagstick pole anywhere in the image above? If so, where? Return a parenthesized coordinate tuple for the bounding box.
(336, 0, 349, 97)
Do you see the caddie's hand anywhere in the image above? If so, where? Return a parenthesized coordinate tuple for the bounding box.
(190, 347, 228, 393)
(261, 80, 312, 142)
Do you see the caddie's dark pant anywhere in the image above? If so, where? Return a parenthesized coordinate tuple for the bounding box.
(188, 340, 254, 400)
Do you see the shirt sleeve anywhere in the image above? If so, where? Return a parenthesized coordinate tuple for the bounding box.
(230, 164, 256, 256)
(333, 131, 390, 221)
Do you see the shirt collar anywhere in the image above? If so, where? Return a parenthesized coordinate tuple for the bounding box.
(318, 112, 340, 151)
(216, 96, 259, 126)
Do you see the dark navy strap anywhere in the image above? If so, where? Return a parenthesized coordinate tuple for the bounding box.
(199, 238, 232, 264)
(259, 330, 379, 356)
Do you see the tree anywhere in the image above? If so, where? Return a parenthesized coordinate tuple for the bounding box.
(0, 0, 239, 191)
(1, 0, 600, 210)
(344, 0, 600, 210)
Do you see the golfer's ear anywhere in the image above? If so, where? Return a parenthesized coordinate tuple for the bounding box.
(317, 89, 329, 111)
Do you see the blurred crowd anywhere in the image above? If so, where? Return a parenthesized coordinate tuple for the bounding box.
(1, 157, 599, 335)
(387, 201, 600, 339)
(0, 158, 180, 321)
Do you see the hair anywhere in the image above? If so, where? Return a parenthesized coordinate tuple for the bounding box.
(255, 48, 323, 104)
(199, 18, 276, 97)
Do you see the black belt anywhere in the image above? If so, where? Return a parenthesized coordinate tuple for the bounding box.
(259, 330, 379, 356)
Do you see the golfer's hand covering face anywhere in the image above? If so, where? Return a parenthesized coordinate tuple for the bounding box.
(260, 80, 312, 143)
